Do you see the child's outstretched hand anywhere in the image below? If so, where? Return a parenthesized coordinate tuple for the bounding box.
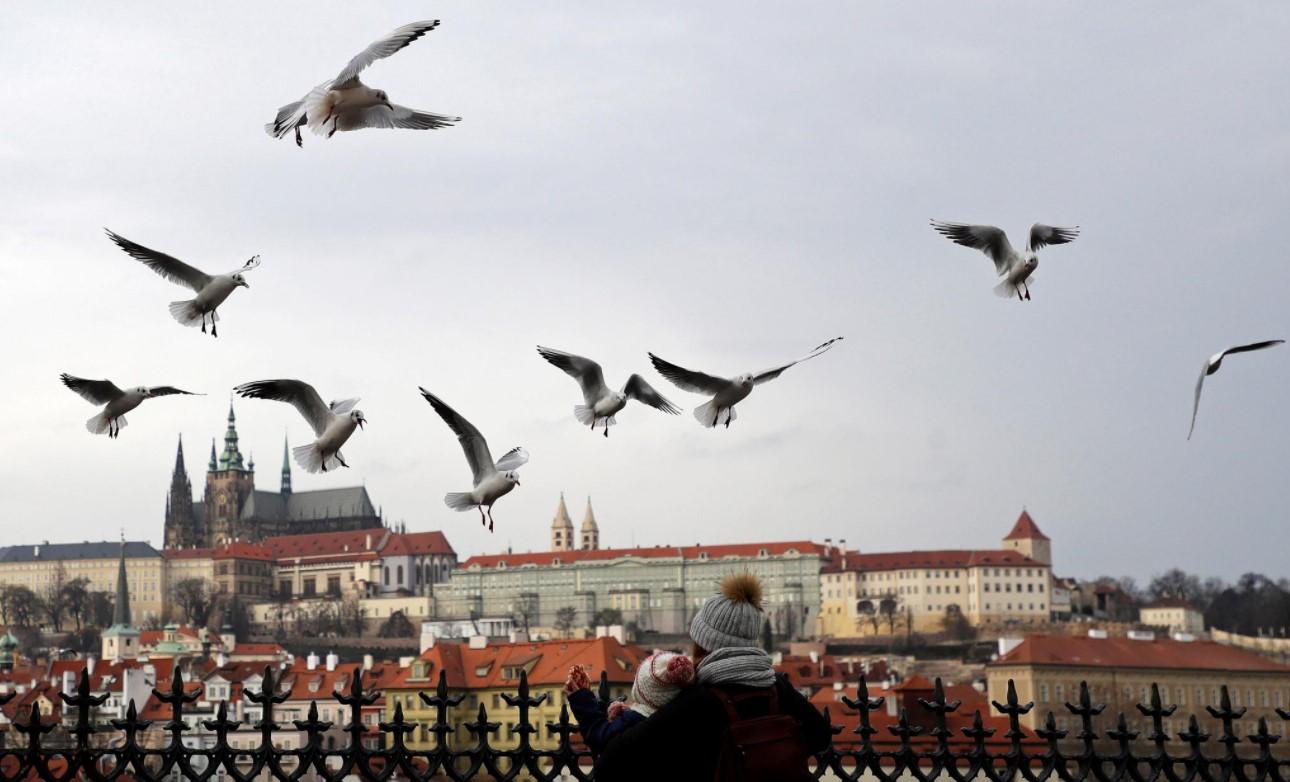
(564, 664, 591, 694)
(607, 701, 626, 721)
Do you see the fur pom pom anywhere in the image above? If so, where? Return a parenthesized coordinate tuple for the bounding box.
(664, 654, 695, 686)
(720, 571, 763, 610)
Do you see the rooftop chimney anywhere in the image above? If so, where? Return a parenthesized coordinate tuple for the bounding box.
(468, 635, 488, 649)
(306, 652, 319, 671)
(362, 654, 374, 671)
(1087, 628, 1109, 639)
(325, 652, 339, 672)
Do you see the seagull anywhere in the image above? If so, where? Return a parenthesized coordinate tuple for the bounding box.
(233, 380, 366, 473)
(418, 388, 527, 532)
(648, 337, 844, 429)
(536, 346, 680, 437)
(930, 220, 1079, 301)
(60, 373, 201, 438)
(266, 20, 460, 146)
(1188, 340, 1284, 440)
(106, 229, 259, 337)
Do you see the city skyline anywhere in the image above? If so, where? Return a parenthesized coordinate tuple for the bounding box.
(2, 4, 1289, 580)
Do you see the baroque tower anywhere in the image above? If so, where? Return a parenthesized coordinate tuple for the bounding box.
(280, 435, 292, 497)
(580, 496, 600, 551)
(550, 493, 574, 552)
(1003, 509, 1052, 565)
(203, 404, 257, 545)
(164, 435, 198, 549)
(101, 541, 139, 662)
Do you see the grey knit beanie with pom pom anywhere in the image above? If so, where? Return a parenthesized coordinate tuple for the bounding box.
(689, 572, 765, 651)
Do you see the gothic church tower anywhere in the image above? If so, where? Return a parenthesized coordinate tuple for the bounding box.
(163, 436, 198, 549)
(204, 404, 257, 545)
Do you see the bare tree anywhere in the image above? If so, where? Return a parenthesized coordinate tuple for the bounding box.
(590, 608, 623, 630)
(1, 585, 40, 627)
(856, 600, 879, 635)
(554, 606, 577, 639)
(940, 604, 975, 641)
(42, 562, 69, 632)
(61, 578, 91, 631)
(878, 596, 900, 635)
(172, 578, 217, 627)
(339, 593, 366, 637)
(87, 591, 115, 628)
(379, 610, 415, 639)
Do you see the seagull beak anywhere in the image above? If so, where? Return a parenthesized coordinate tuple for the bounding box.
(383, 99, 393, 110)
(514, 477, 521, 486)
(357, 417, 366, 430)
(239, 279, 251, 289)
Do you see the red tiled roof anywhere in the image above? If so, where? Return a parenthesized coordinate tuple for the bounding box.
(266, 529, 390, 561)
(809, 681, 1040, 747)
(460, 541, 825, 569)
(229, 642, 286, 657)
(990, 635, 1290, 673)
(214, 542, 273, 561)
(1004, 510, 1049, 541)
(840, 549, 1045, 572)
(380, 531, 455, 556)
(390, 637, 648, 690)
(162, 547, 215, 560)
(774, 654, 865, 691)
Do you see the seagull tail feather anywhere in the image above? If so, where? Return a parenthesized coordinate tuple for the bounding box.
(573, 405, 595, 426)
(304, 88, 337, 136)
(87, 412, 124, 435)
(693, 400, 734, 428)
(444, 492, 476, 511)
(292, 442, 337, 474)
(168, 299, 209, 327)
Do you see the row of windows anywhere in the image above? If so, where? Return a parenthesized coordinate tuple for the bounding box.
(1037, 683, 1289, 710)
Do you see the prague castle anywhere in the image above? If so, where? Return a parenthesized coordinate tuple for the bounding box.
(164, 405, 382, 548)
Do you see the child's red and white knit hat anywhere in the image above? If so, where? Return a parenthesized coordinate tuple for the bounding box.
(630, 652, 696, 717)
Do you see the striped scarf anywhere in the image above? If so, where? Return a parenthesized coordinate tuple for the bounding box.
(696, 647, 777, 688)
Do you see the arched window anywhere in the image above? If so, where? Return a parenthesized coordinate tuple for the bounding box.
(384, 567, 390, 585)
(397, 565, 404, 584)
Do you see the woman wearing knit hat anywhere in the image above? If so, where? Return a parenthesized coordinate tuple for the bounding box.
(564, 651, 695, 753)
(593, 572, 831, 782)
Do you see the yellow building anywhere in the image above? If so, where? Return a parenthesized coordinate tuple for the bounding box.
(987, 632, 1290, 738)
(0, 540, 165, 623)
(818, 510, 1054, 637)
(1139, 599, 1205, 634)
(384, 636, 645, 751)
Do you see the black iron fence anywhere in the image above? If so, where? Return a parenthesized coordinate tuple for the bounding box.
(2, 668, 1289, 781)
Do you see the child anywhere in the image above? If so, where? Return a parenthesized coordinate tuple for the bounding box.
(564, 651, 695, 753)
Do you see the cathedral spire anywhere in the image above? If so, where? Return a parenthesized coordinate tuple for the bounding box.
(208, 438, 218, 471)
(280, 435, 293, 496)
(580, 496, 599, 550)
(550, 492, 574, 552)
(172, 435, 188, 481)
(111, 540, 132, 629)
(219, 403, 245, 471)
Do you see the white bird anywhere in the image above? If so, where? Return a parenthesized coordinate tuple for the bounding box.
(106, 229, 259, 337)
(60, 373, 201, 438)
(266, 20, 460, 146)
(648, 337, 844, 429)
(419, 388, 527, 532)
(1188, 340, 1284, 440)
(930, 220, 1079, 301)
(536, 346, 680, 437)
(234, 380, 366, 473)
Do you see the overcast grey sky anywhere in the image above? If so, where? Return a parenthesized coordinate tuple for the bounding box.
(2, 3, 1287, 581)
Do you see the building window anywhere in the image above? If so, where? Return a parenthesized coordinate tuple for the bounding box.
(327, 576, 341, 596)
(1039, 684, 1049, 703)
(303, 578, 316, 597)
(384, 567, 390, 585)
(397, 565, 404, 584)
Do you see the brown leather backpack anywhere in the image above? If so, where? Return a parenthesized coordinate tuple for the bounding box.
(710, 686, 813, 782)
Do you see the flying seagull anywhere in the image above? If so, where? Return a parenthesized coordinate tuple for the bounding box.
(266, 20, 460, 146)
(1188, 340, 1284, 440)
(106, 229, 259, 337)
(60, 373, 201, 438)
(419, 388, 527, 532)
(930, 220, 1078, 301)
(536, 346, 680, 437)
(234, 380, 366, 473)
(648, 337, 844, 429)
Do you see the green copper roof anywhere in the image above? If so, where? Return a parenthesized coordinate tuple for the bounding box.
(219, 403, 245, 471)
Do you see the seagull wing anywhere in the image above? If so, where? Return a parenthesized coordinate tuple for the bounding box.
(331, 20, 442, 88)
(105, 230, 212, 292)
(419, 388, 495, 485)
(61, 374, 123, 405)
(223, 255, 261, 276)
(1027, 224, 1080, 251)
(340, 104, 461, 131)
(1218, 339, 1285, 361)
(494, 447, 530, 472)
(623, 374, 681, 414)
(235, 379, 334, 437)
(329, 398, 361, 415)
(536, 346, 609, 406)
(1188, 363, 1208, 441)
(930, 221, 1015, 275)
(752, 337, 844, 385)
(145, 386, 202, 397)
(647, 354, 731, 395)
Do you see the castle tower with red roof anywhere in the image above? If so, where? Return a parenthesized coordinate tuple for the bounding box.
(1002, 509, 1051, 565)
